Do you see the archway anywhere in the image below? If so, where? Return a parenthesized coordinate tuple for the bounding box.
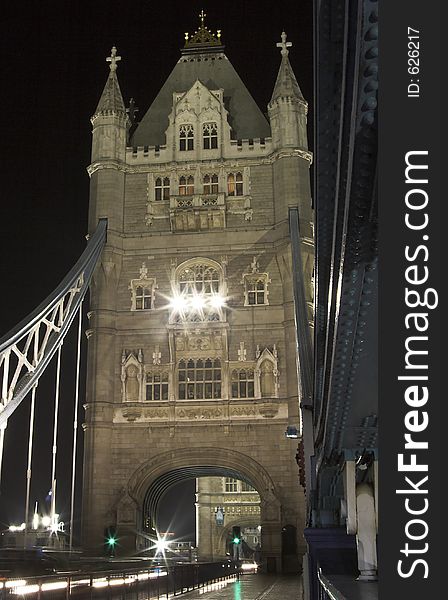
(120, 447, 283, 571)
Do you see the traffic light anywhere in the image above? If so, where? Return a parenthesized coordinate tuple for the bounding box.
(105, 526, 117, 555)
(232, 526, 241, 545)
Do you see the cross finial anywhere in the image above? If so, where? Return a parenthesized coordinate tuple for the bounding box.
(276, 31, 292, 56)
(199, 9, 206, 27)
(106, 46, 121, 72)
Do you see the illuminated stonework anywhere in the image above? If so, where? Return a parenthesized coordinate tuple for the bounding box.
(83, 19, 314, 574)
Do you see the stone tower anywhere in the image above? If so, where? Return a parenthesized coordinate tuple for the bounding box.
(82, 15, 313, 573)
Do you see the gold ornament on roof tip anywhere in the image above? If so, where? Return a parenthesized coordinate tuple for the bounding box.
(183, 10, 223, 48)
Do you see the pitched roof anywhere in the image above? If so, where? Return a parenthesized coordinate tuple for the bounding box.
(131, 52, 271, 147)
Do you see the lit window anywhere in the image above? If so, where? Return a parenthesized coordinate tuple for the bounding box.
(179, 175, 195, 196)
(179, 264, 220, 296)
(224, 477, 238, 493)
(135, 286, 152, 310)
(203, 122, 218, 149)
(227, 172, 243, 196)
(155, 177, 170, 201)
(146, 372, 169, 401)
(179, 124, 194, 151)
(203, 174, 219, 195)
(178, 358, 222, 400)
(231, 369, 255, 399)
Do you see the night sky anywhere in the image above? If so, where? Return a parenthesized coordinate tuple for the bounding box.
(0, 0, 313, 544)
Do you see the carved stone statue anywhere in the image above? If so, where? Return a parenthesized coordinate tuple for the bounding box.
(125, 364, 139, 402)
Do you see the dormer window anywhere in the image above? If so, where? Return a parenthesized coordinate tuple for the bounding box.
(155, 177, 170, 201)
(179, 175, 195, 196)
(179, 124, 194, 151)
(203, 174, 219, 194)
(227, 172, 243, 196)
(203, 122, 218, 149)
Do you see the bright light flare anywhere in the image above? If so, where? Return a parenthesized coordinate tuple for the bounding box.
(190, 295, 205, 310)
(169, 294, 188, 312)
(155, 537, 170, 555)
(241, 562, 258, 572)
(209, 294, 226, 309)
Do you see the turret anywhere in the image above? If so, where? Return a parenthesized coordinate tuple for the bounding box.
(88, 47, 129, 234)
(268, 32, 308, 150)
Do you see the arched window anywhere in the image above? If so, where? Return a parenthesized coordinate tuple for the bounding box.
(203, 174, 219, 195)
(145, 372, 169, 401)
(203, 122, 218, 149)
(178, 263, 220, 295)
(179, 175, 195, 196)
(179, 124, 194, 151)
(231, 369, 255, 398)
(178, 358, 222, 400)
(155, 177, 170, 201)
(227, 172, 243, 196)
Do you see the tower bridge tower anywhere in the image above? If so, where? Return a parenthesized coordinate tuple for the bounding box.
(83, 14, 313, 573)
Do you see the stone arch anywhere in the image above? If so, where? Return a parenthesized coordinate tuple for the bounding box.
(217, 515, 261, 558)
(127, 446, 279, 506)
(124, 447, 282, 569)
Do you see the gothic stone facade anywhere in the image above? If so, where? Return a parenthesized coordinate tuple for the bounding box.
(82, 24, 313, 573)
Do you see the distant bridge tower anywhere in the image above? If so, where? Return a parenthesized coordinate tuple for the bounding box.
(82, 16, 313, 574)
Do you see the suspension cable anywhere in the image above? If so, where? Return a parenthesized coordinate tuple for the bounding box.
(24, 385, 37, 548)
(50, 343, 63, 530)
(69, 302, 83, 552)
(0, 423, 6, 493)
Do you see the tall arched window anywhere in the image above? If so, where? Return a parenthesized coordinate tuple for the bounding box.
(179, 124, 194, 151)
(227, 172, 243, 196)
(179, 175, 195, 196)
(178, 358, 222, 400)
(203, 174, 219, 195)
(178, 263, 220, 295)
(155, 177, 170, 201)
(172, 260, 225, 322)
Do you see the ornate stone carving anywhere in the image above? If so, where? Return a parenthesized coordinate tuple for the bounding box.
(230, 406, 256, 417)
(177, 407, 223, 420)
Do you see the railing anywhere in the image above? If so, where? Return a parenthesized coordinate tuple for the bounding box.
(1, 561, 240, 599)
(317, 568, 347, 600)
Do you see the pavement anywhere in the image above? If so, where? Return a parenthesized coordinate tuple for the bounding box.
(179, 574, 303, 600)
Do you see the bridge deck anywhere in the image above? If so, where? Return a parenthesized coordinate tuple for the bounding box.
(180, 574, 303, 600)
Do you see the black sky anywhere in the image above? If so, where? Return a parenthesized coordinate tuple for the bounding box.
(0, 0, 313, 542)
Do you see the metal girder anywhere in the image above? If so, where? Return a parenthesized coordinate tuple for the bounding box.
(0, 219, 107, 427)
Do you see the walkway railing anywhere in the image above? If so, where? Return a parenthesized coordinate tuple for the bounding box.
(1, 560, 240, 599)
(317, 568, 347, 600)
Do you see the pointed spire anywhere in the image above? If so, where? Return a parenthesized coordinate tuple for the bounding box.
(270, 32, 305, 104)
(93, 46, 126, 116)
